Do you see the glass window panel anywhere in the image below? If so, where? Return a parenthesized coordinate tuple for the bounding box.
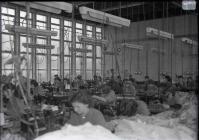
(86, 31, 92, 38)
(2, 53, 14, 69)
(76, 57, 82, 70)
(1, 15, 15, 32)
(20, 11, 32, 18)
(36, 55, 47, 69)
(96, 27, 101, 32)
(96, 70, 102, 77)
(76, 29, 82, 42)
(64, 20, 72, 26)
(96, 33, 102, 39)
(51, 17, 60, 24)
(36, 14, 46, 22)
(51, 41, 60, 54)
(86, 58, 92, 70)
(20, 36, 31, 53)
(20, 19, 32, 27)
(86, 25, 92, 31)
(64, 42, 71, 55)
(36, 38, 47, 44)
(86, 45, 92, 57)
(51, 56, 59, 70)
(64, 57, 70, 69)
(64, 27, 72, 41)
(76, 23, 82, 29)
(2, 69, 14, 75)
(76, 70, 81, 76)
(76, 43, 82, 56)
(86, 71, 92, 80)
(36, 22, 46, 30)
(37, 70, 47, 82)
(64, 70, 70, 79)
(96, 46, 101, 57)
(51, 25, 60, 39)
(2, 34, 14, 51)
(96, 59, 101, 70)
(1, 7, 15, 15)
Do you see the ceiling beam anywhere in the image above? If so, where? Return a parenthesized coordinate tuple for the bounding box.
(101, 2, 145, 12)
(75, 2, 94, 6)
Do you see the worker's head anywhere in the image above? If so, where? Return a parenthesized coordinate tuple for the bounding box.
(70, 90, 91, 116)
(102, 84, 111, 94)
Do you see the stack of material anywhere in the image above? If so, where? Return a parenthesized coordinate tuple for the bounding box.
(114, 119, 195, 140)
(35, 123, 122, 140)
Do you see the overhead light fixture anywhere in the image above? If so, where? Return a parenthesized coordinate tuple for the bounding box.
(146, 27, 174, 40)
(181, 37, 198, 46)
(78, 35, 109, 45)
(151, 48, 166, 54)
(10, 2, 72, 14)
(79, 6, 131, 28)
(23, 43, 55, 49)
(5, 24, 57, 36)
(121, 43, 144, 50)
(182, 0, 196, 10)
(69, 47, 92, 53)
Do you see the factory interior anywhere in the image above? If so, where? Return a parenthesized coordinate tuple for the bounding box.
(0, 1, 198, 140)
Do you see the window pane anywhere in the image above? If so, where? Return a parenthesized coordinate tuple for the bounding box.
(20, 19, 32, 27)
(64, 42, 71, 55)
(96, 70, 102, 77)
(86, 31, 92, 38)
(76, 57, 82, 70)
(36, 55, 47, 69)
(76, 23, 82, 29)
(37, 70, 47, 82)
(64, 27, 72, 41)
(64, 57, 70, 69)
(2, 53, 14, 69)
(20, 11, 32, 18)
(96, 27, 101, 32)
(51, 41, 60, 54)
(86, 25, 92, 31)
(96, 46, 101, 57)
(76, 29, 82, 42)
(51, 17, 60, 24)
(86, 45, 92, 57)
(51, 56, 59, 70)
(51, 70, 59, 83)
(76, 43, 82, 56)
(2, 34, 14, 51)
(86, 71, 92, 80)
(96, 33, 102, 39)
(64, 20, 72, 26)
(36, 14, 46, 22)
(1, 7, 15, 15)
(96, 59, 101, 70)
(1, 15, 15, 32)
(20, 36, 31, 53)
(76, 70, 81, 76)
(36, 22, 46, 30)
(51, 25, 60, 39)
(86, 58, 92, 70)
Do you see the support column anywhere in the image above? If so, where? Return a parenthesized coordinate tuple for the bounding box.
(47, 16, 51, 82)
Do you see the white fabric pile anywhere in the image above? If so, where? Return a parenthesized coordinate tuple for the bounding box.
(114, 119, 196, 140)
(35, 122, 122, 140)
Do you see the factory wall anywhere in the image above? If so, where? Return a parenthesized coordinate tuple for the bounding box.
(104, 15, 198, 81)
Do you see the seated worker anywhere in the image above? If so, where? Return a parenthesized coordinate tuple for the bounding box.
(186, 76, 194, 90)
(66, 90, 114, 131)
(92, 85, 116, 106)
(135, 99, 151, 116)
(123, 79, 136, 96)
(30, 79, 43, 104)
(2, 83, 30, 134)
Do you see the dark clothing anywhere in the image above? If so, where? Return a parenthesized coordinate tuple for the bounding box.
(67, 108, 107, 128)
